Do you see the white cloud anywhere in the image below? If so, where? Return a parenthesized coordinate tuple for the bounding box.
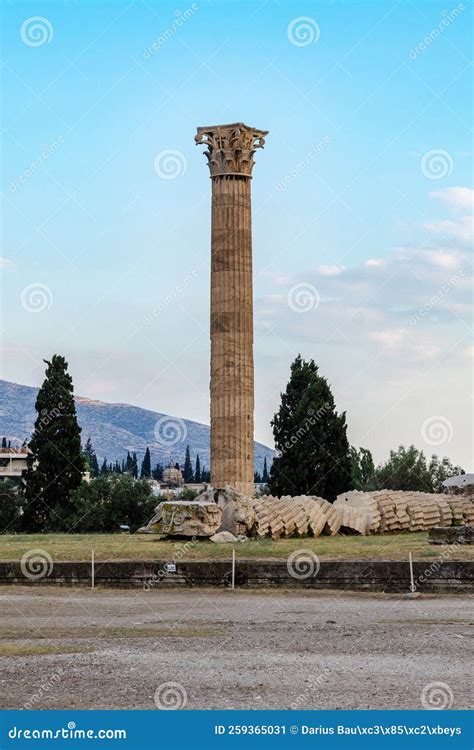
(424, 216, 473, 246)
(257, 187, 473, 368)
(369, 328, 407, 348)
(431, 186, 474, 212)
(317, 264, 345, 276)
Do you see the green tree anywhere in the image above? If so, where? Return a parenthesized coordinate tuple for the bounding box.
(0, 481, 22, 532)
(124, 452, 133, 474)
(429, 455, 464, 493)
(68, 475, 156, 533)
(350, 446, 376, 491)
(268, 355, 352, 501)
(183, 445, 193, 482)
(140, 447, 152, 478)
(1, 437, 7, 448)
(194, 454, 201, 483)
(23, 355, 84, 531)
(262, 456, 269, 484)
(100, 458, 108, 475)
(254, 471, 262, 483)
(153, 462, 164, 480)
(83, 437, 99, 477)
(131, 452, 138, 479)
(178, 487, 199, 501)
(374, 445, 464, 492)
(374, 445, 431, 491)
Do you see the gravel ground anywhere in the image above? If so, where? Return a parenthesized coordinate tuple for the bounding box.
(0, 586, 472, 710)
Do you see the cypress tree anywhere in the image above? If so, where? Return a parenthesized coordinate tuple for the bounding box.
(84, 437, 99, 477)
(268, 355, 352, 501)
(153, 462, 163, 480)
(194, 454, 201, 483)
(262, 456, 269, 483)
(23, 354, 84, 531)
(1, 437, 7, 448)
(141, 447, 152, 478)
(183, 445, 193, 482)
(131, 452, 138, 479)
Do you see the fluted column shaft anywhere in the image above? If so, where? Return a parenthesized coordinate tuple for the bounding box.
(195, 123, 268, 497)
(210, 175, 253, 495)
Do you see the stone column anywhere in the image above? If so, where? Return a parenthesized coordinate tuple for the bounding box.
(195, 123, 268, 496)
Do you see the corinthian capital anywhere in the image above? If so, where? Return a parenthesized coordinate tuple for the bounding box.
(195, 122, 268, 178)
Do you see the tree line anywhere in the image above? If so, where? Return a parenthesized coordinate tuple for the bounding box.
(83, 440, 211, 484)
(0, 352, 465, 534)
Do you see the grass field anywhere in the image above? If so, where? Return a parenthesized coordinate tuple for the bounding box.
(0, 532, 472, 562)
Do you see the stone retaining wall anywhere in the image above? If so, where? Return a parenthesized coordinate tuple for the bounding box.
(0, 559, 471, 593)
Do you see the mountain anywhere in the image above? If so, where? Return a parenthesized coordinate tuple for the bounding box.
(0, 380, 274, 473)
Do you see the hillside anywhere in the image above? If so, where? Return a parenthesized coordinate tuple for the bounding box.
(0, 380, 274, 473)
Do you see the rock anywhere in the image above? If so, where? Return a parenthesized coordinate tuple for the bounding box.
(136, 503, 164, 534)
(214, 486, 256, 536)
(428, 525, 473, 545)
(138, 501, 221, 537)
(210, 531, 238, 543)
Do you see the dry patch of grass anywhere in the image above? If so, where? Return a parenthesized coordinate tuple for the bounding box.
(0, 532, 472, 562)
(0, 644, 94, 657)
(0, 625, 227, 640)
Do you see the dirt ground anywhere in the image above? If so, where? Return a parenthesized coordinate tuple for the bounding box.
(0, 586, 472, 710)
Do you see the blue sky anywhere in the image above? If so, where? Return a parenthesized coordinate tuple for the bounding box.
(2, 0, 472, 467)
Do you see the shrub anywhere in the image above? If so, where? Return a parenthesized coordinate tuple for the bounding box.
(0, 481, 22, 532)
(68, 475, 156, 533)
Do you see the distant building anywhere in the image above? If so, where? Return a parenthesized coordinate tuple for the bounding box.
(0, 447, 34, 487)
(443, 474, 474, 495)
(161, 465, 184, 489)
